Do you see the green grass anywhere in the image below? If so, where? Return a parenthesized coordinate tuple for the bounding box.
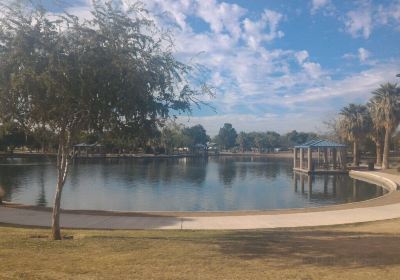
(1, 219, 400, 279)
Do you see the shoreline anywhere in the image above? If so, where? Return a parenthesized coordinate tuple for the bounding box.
(0, 151, 294, 159)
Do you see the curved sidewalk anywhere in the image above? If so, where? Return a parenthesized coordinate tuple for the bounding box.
(1, 170, 400, 230)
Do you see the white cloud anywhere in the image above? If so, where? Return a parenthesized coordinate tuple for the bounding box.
(283, 62, 399, 106)
(242, 9, 284, 50)
(344, 1, 400, 39)
(295, 50, 309, 64)
(358, 47, 370, 63)
(376, 1, 400, 25)
(196, 0, 246, 39)
(294, 50, 323, 79)
(311, 0, 331, 14)
(343, 47, 372, 64)
(302, 62, 323, 79)
(345, 8, 372, 39)
(146, 0, 193, 31)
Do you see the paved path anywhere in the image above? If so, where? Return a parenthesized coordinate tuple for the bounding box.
(1, 171, 400, 230)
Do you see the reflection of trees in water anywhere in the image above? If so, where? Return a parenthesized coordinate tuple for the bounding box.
(238, 163, 248, 180)
(0, 166, 31, 201)
(217, 157, 237, 187)
(292, 173, 384, 203)
(36, 167, 47, 206)
(90, 157, 209, 187)
(214, 156, 292, 187)
(179, 157, 208, 185)
(140, 158, 208, 185)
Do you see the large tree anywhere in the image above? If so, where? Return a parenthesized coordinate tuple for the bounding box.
(338, 104, 371, 166)
(0, 1, 210, 239)
(183, 124, 209, 150)
(236, 131, 251, 152)
(370, 83, 400, 169)
(216, 123, 237, 150)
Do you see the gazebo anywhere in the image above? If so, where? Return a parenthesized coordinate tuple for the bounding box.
(72, 142, 105, 158)
(293, 139, 347, 174)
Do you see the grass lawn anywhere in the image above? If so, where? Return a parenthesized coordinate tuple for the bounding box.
(1, 219, 400, 279)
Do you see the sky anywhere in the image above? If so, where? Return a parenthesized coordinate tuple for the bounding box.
(44, 0, 400, 135)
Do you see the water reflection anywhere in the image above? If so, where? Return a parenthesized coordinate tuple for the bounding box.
(217, 157, 237, 186)
(292, 172, 386, 203)
(0, 156, 387, 211)
(36, 168, 47, 206)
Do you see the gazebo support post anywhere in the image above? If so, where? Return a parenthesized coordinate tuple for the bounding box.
(341, 148, 347, 170)
(307, 147, 312, 171)
(332, 148, 337, 169)
(293, 148, 298, 168)
(300, 148, 304, 170)
(323, 148, 328, 165)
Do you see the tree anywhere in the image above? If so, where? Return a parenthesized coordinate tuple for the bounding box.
(370, 83, 400, 169)
(367, 101, 385, 166)
(0, 122, 26, 152)
(284, 130, 317, 147)
(236, 132, 251, 152)
(265, 131, 280, 151)
(161, 123, 182, 154)
(0, 1, 210, 239)
(216, 123, 237, 150)
(253, 132, 267, 153)
(183, 124, 209, 150)
(338, 104, 372, 166)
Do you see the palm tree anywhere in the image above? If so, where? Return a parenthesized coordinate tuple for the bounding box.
(370, 83, 400, 169)
(338, 104, 372, 166)
(367, 100, 385, 166)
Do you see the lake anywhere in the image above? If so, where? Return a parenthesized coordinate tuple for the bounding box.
(0, 156, 386, 211)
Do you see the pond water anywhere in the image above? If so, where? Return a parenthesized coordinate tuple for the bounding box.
(0, 156, 387, 211)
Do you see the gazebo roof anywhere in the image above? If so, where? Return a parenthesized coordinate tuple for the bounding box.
(295, 139, 346, 149)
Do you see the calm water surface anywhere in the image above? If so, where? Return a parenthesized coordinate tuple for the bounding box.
(0, 156, 386, 211)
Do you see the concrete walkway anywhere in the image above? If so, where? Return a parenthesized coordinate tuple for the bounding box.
(1, 170, 400, 230)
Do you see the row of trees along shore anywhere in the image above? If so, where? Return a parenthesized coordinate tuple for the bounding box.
(0, 119, 318, 155)
(335, 83, 400, 170)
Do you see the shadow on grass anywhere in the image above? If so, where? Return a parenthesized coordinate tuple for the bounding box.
(208, 229, 400, 268)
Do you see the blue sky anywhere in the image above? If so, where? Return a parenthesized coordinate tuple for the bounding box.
(58, 0, 400, 135)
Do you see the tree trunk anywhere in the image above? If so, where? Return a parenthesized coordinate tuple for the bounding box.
(382, 127, 391, 170)
(51, 130, 71, 240)
(353, 140, 359, 166)
(376, 140, 383, 166)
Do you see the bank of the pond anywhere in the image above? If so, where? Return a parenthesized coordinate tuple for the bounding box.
(0, 170, 399, 229)
(1, 151, 293, 159)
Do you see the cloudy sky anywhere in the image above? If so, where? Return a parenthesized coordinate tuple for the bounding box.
(60, 0, 400, 135)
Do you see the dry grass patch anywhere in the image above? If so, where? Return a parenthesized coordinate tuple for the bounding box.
(1, 219, 400, 279)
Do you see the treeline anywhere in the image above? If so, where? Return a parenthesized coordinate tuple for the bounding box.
(334, 82, 400, 169)
(0, 120, 318, 155)
(212, 123, 317, 153)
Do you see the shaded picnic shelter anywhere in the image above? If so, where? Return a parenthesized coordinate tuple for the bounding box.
(72, 143, 105, 157)
(293, 139, 347, 174)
